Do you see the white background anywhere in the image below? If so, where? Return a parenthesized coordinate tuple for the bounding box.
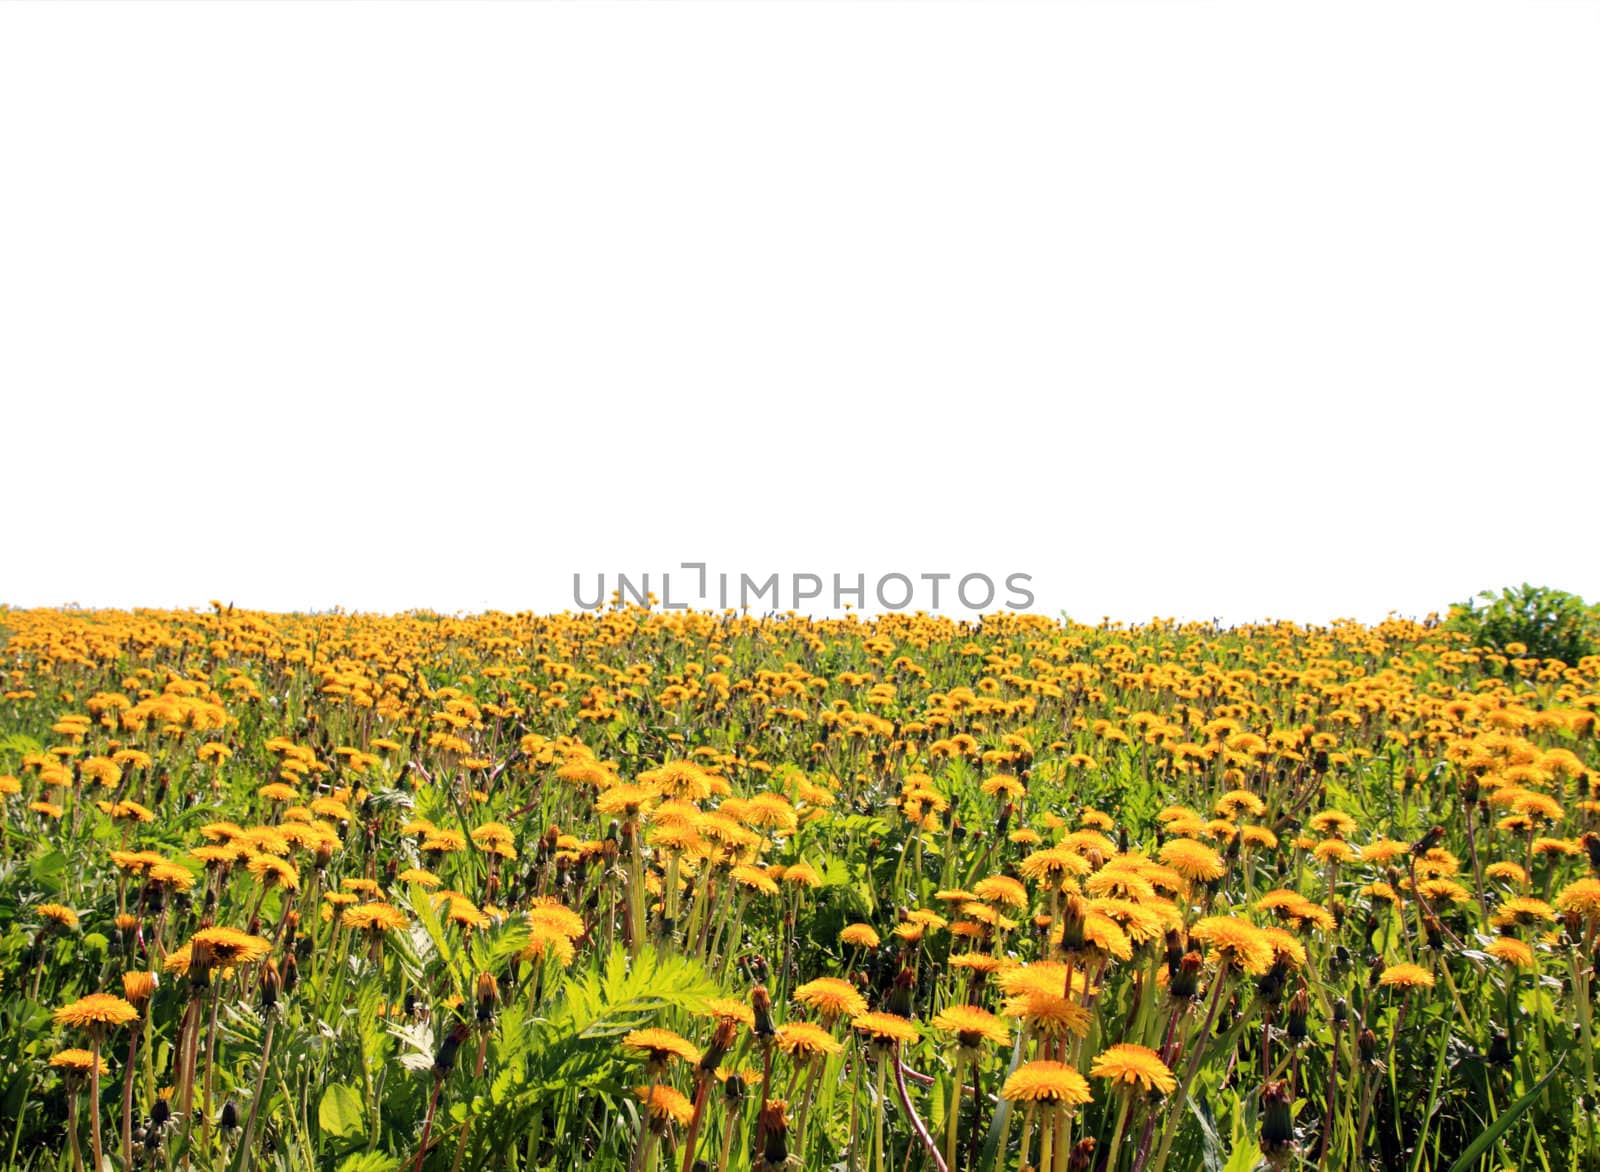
(3, 2, 1596, 624)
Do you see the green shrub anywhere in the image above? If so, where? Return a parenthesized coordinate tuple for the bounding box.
(1445, 583, 1600, 663)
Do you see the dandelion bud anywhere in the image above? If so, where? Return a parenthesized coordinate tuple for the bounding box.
(758, 1099, 791, 1168)
(1411, 826, 1445, 858)
(1332, 999, 1350, 1028)
(1069, 1139, 1096, 1170)
(723, 1074, 746, 1106)
(218, 1099, 239, 1131)
(1056, 894, 1087, 954)
(188, 936, 216, 991)
(282, 952, 299, 995)
(150, 1098, 171, 1128)
(433, 1021, 471, 1079)
(701, 1019, 738, 1074)
(1580, 833, 1600, 875)
(1357, 1028, 1379, 1067)
(122, 970, 158, 1010)
(751, 986, 776, 1039)
(260, 959, 281, 1011)
(1170, 952, 1203, 1001)
(316, 840, 335, 868)
(1259, 1081, 1295, 1157)
(475, 972, 499, 1024)
(1164, 929, 1185, 974)
(881, 966, 915, 1017)
(1287, 985, 1310, 1044)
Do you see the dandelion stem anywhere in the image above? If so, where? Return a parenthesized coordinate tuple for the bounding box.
(88, 1031, 106, 1172)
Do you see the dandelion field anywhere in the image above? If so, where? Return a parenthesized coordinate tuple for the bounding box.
(2, 603, 1598, 1172)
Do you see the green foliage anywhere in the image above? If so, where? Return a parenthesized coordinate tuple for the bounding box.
(1445, 583, 1599, 662)
(318, 1083, 367, 1141)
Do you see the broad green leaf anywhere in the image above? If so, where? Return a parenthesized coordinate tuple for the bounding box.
(317, 1083, 366, 1140)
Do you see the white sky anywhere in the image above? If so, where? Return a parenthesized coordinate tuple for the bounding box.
(2, 2, 1596, 626)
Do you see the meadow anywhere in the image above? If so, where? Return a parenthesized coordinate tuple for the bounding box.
(0, 602, 1596, 1172)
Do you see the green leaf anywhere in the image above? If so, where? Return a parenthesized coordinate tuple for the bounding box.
(30, 850, 68, 885)
(336, 1153, 400, 1172)
(317, 1083, 366, 1141)
(1221, 1140, 1262, 1172)
(1443, 1057, 1565, 1172)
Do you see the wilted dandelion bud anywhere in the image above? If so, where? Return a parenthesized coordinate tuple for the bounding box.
(1332, 999, 1350, 1028)
(1164, 928, 1186, 974)
(1460, 775, 1480, 805)
(1069, 1138, 1096, 1170)
(218, 1099, 239, 1132)
(282, 952, 299, 996)
(1259, 1081, 1295, 1159)
(757, 1099, 791, 1169)
(701, 1018, 738, 1074)
(1056, 894, 1088, 954)
(1287, 985, 1310, 1044)
(260, 959, 281, 1011)
(150, 1098, 171, 1129)
(1357, 1028, 1379, 1067)
(1411, 826, 1445, 858)
(885, 966, 916, 1017)
(1580, 833, 1600, 875)
(475, 972, 499, 1024)
(1329, 897, 1346, 929)
(1169, 951, 1203, 1001)
(751, 986, 776, 1039)
(433, 1021, 471, 1079)
(723, 1073, 746, 1106)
